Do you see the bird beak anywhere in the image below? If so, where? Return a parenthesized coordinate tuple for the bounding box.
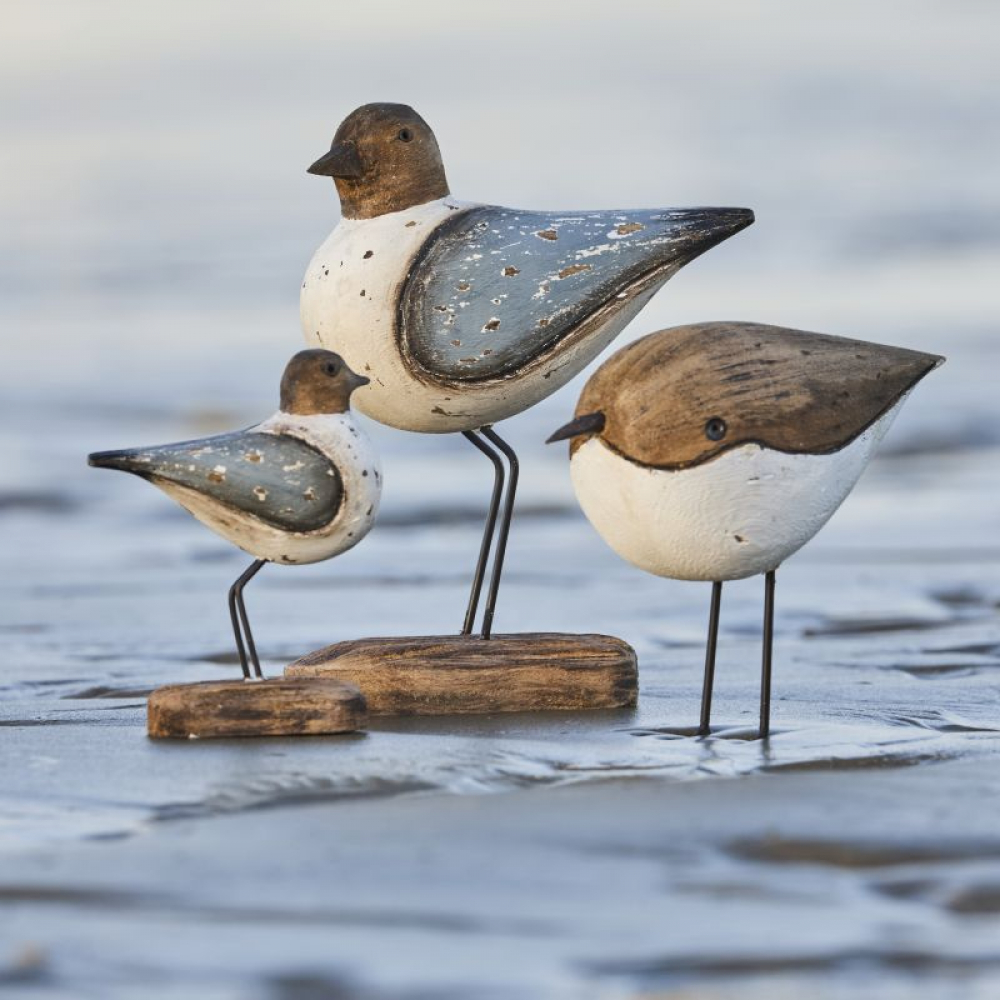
(546, 411, 606, 444)
(307, 141, 364, 179)
(347, 370, 370, 392)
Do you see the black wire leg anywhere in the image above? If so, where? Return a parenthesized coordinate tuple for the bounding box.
(229, 559, 266, 680)
(698, 581, 724, 736)
(228, 575, 251, 680)
(760, 569, 776, 738)
(478, 427, 519, 640)
(460, 430, 505, 635)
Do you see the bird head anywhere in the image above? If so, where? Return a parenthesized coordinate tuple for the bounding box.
(308, 103, 450, 220)
(280, 350, 370, 415)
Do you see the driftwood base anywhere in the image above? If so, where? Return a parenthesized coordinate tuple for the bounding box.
(147, 678, 367, 740)
(284, 633, 638, 716)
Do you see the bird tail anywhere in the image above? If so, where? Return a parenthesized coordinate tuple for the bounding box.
(87, 448, 152, 475)
(666, 207, 755, 267)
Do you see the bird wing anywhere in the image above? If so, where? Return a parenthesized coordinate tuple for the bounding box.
(399, 205, 751, 382)
(579, 322, 944, 469)
(89, 430, 343, 532)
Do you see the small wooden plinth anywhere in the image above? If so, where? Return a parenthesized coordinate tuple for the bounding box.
(284, 633, 638, 716)
(147, 678, 367, 740)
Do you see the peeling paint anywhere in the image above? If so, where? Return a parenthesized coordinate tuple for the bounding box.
(116, 432, 350, 535)
(304, 193, 750, 428)
(557, 264, 593, 279)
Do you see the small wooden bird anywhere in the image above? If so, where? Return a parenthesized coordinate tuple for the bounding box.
(89, 350, 380, 679)
(302, 102, 754, 638)
(547, 322, 943, 737)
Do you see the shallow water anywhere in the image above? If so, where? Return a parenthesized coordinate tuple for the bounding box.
(3, 1, 1000, 996)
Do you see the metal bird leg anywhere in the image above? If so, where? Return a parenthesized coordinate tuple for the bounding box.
(228, 559, 266, 679)
(478, 427, 519, 640)
(760, 569, 776, 738)
(461, 430, 505, 635)
(699, 581, 724, 736)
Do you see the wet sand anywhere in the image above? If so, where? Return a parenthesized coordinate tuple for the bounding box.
(4, 756, 1000, 998)
(4, 448, 1000, 996)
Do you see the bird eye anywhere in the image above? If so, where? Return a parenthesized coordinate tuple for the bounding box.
(397, 128, 413, 142)
(324, 361, 340, 376)
(705, 417, 727, 441)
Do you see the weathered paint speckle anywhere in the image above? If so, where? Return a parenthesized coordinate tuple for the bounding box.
(110, 433, 344, 533)
(301, 194, 752, 432)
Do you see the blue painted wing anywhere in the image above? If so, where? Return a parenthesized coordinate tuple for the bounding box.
(89, 430, 343, 532)
(399, 205, 753, 382)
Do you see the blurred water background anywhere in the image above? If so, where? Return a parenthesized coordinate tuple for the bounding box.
(3, 2, 1000, 997)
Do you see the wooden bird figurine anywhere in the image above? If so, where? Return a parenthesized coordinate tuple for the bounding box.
(547, 322, 943, 737)
(88, 350, 380, 679)
(302, 102, 754, 638)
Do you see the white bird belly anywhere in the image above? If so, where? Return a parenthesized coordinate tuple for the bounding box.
(569, 401, 903, 581)
(300, 198, 660, 433)
(159, 413, 382, 565)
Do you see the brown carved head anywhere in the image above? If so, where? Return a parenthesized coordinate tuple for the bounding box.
(280, 349, 369, 415)
(308, 103, 450, 220)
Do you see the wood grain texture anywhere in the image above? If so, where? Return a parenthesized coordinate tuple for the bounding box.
(147, 678, 367, 739)
(285, 633, 638, 715)
(571, 322, 944, 469)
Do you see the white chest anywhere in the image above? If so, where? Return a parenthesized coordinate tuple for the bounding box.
(301, 198, 460, 348)
(301, 198, 473, 432)
(258, 412, 382, 563)
(569, 401, 902, 581)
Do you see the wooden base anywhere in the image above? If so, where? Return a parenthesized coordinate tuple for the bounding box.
(284, 633, 638, 716)
(147, 678, 367, 740)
